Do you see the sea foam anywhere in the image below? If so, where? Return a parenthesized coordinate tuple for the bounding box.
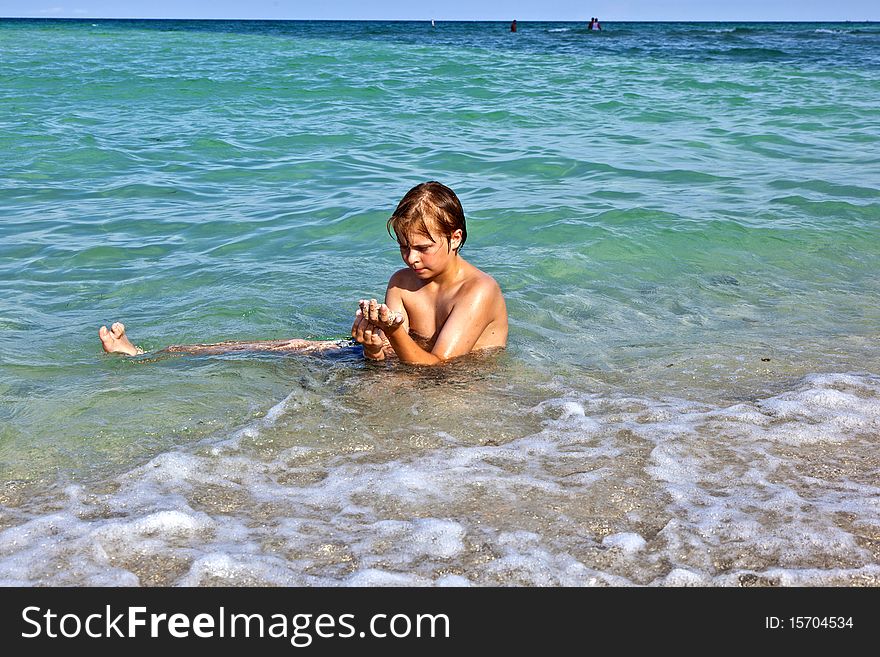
(0, 372, 878, 586)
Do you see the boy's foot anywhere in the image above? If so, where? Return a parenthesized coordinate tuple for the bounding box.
(99, 322, 144, 356)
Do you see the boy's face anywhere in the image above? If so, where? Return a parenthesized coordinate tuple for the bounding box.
(396, 226, 462, 279)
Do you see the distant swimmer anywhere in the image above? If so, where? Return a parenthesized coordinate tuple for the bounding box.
(511, 19, 517, 33)
(98, 182, 508, 366)
(588, 17, 602, 31)
(432, 19, 435, 27)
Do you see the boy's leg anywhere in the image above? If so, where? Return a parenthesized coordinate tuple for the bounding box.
(98, 323, 143, 356)
(162, 338, 350, 355)
(99, 322, 353, 357)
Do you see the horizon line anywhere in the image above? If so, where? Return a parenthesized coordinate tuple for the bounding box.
(1, 17, 876, 23)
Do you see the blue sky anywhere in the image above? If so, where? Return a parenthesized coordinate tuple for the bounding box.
(2, 1, 878, 21)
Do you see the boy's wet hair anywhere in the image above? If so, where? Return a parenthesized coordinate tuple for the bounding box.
(387, 181, 468, 253)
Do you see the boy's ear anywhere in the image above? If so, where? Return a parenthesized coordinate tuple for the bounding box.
(450, 229, 463, 250)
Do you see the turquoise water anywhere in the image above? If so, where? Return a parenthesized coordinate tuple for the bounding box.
(1, 19, 879, 586)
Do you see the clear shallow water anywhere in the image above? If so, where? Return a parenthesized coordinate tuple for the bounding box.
(1, 19, 879, 586)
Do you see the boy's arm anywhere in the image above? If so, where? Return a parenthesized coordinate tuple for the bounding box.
(362, 278, 442, 365)
(382, 279, 410, 336)
(384, 328, 444, 366)
(351, 310, 388, 360)
(352, 276, 410, 361)
(423, 278, 498, 360)
(370, 278, 498, 366)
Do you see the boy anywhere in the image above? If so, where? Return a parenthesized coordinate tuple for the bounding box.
(99, 182, 507, 365)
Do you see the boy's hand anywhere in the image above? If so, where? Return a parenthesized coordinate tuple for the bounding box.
(351, 309, 387, 360)
(358, 298, 404, 333)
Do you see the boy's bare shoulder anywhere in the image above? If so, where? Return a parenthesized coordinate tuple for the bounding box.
(464, 265, 504, 297)
(387, 265, 503, 299)
(388, 267, 420, 290)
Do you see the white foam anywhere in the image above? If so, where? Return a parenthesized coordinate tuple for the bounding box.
(179, 553, 302, 586)
(661, 568, 711, 586)
(1, 372, 878, 586)
(719, 564, 880, 586)
(346, 569, 432, 587)
(602, 532, 647, 553)
(96, 509, 212, 541)
(410, 519, 466, 559)
(559, 400, 585, 418)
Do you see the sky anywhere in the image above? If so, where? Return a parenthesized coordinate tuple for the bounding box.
(2, 1, 878, 22)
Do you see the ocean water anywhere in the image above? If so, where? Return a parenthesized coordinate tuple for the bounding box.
(1, 19, 879, 586)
